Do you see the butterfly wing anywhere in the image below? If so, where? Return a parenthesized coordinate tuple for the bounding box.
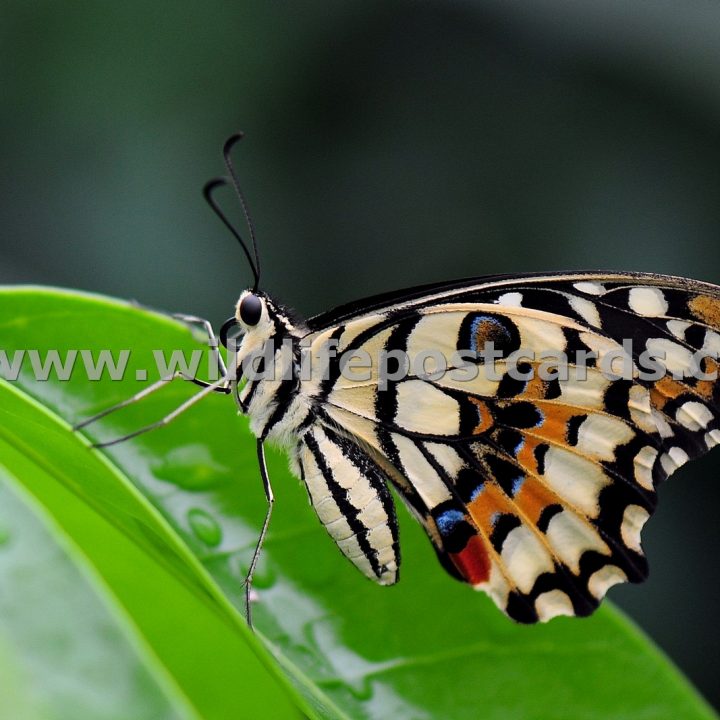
(300, 272, 720, 622)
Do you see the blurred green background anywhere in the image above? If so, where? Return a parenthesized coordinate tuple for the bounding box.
(1, 0, 719, 710)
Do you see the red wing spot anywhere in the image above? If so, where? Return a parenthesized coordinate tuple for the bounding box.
(450, 534, 490, 585)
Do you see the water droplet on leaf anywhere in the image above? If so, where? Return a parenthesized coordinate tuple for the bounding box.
(187, 508, 223, 547)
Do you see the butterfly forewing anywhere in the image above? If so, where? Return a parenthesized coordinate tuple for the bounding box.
(299, 272, 720, 622)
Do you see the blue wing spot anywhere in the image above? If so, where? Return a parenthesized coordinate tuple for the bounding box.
(511, 476, 525, 496)
(470, 483, 485, 502)
(436, 509, 466, 537)
(490, 511, 501, 528)
(468, 315, 511, 353)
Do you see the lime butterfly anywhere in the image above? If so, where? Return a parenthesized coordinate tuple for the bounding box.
(79, 135, 720, 625)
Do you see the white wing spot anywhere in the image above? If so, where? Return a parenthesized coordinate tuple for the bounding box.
(620, 504, 649, 553)
(633, 446, 658, 491)
(706, 429, 720, 448)
(588, 565, 627, 599)
(545, 510, 609, 574)
(574, 281, 606, 296)
(703, 329, 720, 355)
(651, 408, 675, 439)
(496, 292, 523, 307)
(646, 338, 695, 378)
(477, 562, 510, 611)
(660, 446, 690, 475)
(669, 445, 690, 467)
(676, 401, 714, 431)
(666, 319, 690, 340)
(568, 295, 601, 327)
(575, 413, 635, 461)
(628, 287, 669, 317)
(500, 525, 554, 594)
(535, 590, 575, 622)
(543, 447, 610, 518)
(628, 385, 656, 434)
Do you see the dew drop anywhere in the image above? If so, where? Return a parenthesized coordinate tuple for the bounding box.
(187, 508, 223, 547)
(152, 445, 229, 490)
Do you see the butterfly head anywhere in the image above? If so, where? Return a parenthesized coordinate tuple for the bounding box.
(219, 289, 275, 354)
(220, 288, 301, 361)
(233, 289, 301, 335)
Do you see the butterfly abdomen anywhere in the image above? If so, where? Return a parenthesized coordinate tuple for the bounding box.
(298, 424, 400, 584)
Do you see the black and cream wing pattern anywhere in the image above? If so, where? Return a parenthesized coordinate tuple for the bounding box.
(292, 272, 720, 623)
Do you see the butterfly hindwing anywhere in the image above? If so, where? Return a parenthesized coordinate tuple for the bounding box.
(301, 272, 720, 622)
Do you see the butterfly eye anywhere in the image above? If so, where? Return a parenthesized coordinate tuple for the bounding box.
(239, 293, 263, 326)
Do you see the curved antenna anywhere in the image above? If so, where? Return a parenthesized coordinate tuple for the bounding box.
(203, 177, 260, 290)
(222, 133, 262, 287)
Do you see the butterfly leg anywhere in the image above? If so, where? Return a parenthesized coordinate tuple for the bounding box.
(81, 374, 232, 448)
(75, 312, 232, 439)
(243, 440, 275, 629)
(172, 313, 228, 379)
(73, 371, 231, 432)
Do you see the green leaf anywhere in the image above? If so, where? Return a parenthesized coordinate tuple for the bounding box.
(0, 469, 195, 720)
(0, 290, 308, 719)
(0, 286, 716, 720)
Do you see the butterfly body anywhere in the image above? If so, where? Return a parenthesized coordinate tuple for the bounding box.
(232, 289, 402, 586)
(234, 291, 307, 446)
(228, 272, 720, 623)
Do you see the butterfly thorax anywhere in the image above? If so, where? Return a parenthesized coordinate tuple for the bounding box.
(232, 290, 314, 449)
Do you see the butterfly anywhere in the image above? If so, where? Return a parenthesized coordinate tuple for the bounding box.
(78, 134, 720, 626)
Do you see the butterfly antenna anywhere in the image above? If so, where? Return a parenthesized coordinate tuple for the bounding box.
(203, 177, 260, 290)
(222, 132, 262, 290)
